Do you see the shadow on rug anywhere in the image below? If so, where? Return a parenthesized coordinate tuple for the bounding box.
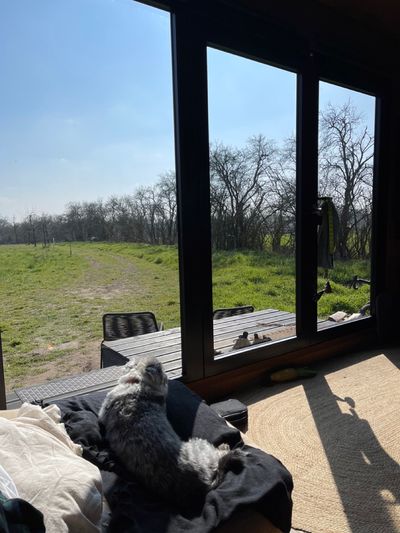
(238, 347, 400, 533)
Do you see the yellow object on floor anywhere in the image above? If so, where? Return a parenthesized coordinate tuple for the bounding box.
(269, 367, 317, 383)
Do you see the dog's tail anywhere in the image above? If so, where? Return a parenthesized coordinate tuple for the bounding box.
(212, 446, 247, 488)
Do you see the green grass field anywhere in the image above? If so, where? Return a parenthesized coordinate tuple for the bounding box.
(0, 242, 370, 390)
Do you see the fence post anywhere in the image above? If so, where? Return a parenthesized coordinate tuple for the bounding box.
(0, 331, 6, 410)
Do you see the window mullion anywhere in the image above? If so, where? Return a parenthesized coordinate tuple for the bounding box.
(296, 52, 319, 337)
(171, 9, 213, 381)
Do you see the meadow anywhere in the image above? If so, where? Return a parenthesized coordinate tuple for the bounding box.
(0, 242, 370, 390)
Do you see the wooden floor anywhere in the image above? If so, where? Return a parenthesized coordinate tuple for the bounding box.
(8, 308, 365, 408)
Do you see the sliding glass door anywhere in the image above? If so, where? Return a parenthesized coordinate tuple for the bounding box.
(171, 6, 382, 379)
(206, 47, 297, 359)
(317, 82, 376, 332)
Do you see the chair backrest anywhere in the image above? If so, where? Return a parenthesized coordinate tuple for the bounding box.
(212, 305, 255, 320)
(102, 312, 159, 341)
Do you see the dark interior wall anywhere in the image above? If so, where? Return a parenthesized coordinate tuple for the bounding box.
(231, 0, 399, 74)
(385, 89, 400, 292)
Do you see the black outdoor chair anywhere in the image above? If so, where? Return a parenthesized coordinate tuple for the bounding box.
(102, 312, 163, 342)
(212, 305, 255, 320)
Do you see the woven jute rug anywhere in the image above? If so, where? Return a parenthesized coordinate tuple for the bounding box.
(237, 349, 400, 533)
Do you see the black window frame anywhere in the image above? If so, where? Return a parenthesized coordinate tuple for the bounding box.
(139, 0, 387, 381)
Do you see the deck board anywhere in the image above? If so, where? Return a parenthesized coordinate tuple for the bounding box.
(106, 309, 296, 357)
(103, 309, 298, 360)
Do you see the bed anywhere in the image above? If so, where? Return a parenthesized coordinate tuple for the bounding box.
(0, 379, 293, 532)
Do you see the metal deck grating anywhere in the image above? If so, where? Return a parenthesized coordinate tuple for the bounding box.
(15, 365, 125, 404)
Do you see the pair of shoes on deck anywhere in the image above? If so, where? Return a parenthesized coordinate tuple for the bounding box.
(232, 332, 272, 351)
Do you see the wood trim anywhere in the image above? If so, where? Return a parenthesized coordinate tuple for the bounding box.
(188, 328, 377, 402)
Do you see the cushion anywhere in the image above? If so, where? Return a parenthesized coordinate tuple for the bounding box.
(54, 379, 293, 533)
(0, 403, 103, 533)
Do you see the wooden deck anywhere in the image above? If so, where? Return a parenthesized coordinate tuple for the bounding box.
(101, 308, 300, 375)
(101, 307, 342, 371)
(9, 308, 343, 408)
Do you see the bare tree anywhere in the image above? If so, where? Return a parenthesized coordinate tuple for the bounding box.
(157, 172, 178, 245)
(39, 214, 50, 247)
(210, 135, 277, 250)
(65, 202, 85, 241)
(266, 136, 296, 253)
(0, 101, 373, 258)
(319, 102, 374, 259)
(0, 218, 13, 244)
(27, 213, 37, 246)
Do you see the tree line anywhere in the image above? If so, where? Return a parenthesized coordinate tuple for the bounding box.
(0, 102, 374, 260)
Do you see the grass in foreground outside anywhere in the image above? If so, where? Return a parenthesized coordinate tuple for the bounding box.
(0, 242, 180, 389)
(211, 249, 370, 317)
(0, 242, 370, 389)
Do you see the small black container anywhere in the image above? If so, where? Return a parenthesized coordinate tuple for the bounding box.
(209, 398, 248, 429)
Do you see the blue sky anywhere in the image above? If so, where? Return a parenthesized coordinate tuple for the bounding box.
(0, 0, 376, 222)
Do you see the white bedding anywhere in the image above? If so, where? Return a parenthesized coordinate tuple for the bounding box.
(0, 403, 103, 532)
(0, 464, 19, 500)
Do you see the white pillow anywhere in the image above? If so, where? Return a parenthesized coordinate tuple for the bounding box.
(0, 403, 103, 533)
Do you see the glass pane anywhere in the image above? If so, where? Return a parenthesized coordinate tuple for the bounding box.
(207, 48, 297, 357)
(317, 82, 375, 331)
(0, 0, 181, 392)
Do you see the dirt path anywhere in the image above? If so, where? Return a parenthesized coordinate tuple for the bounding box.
(10, 339, 101, 390)
(6, 246, 180, 392)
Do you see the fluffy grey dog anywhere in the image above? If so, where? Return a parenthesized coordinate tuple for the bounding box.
(99, 355, 242, 508)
